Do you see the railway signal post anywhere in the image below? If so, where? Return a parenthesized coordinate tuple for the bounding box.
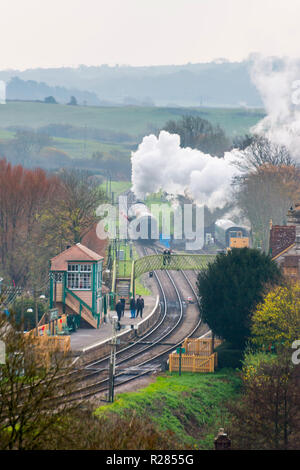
(176, 346, 185, 376)
(108, 315, 118, 402)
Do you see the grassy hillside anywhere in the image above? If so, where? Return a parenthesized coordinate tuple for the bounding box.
(95, 370, 241, 449)
(0, 102, 265, 164)
(0, 101, 264, 137)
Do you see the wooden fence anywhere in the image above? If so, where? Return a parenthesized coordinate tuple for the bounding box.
(25, 314, 68, 337)
(31, 334, 71, 354)
(169, 337, 222, 373)
(24, 333, 71, 368)
(169, 352, 217, 373)
(182, 337, 222, 356)
(24, 314, 71, 365)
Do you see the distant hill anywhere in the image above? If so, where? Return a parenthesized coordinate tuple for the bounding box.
(0, 60, 262, 107)
(5, 77, 101, 106)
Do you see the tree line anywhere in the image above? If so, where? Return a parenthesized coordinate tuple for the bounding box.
(197, 248, 300, 449)
(0, 161, 106, 288)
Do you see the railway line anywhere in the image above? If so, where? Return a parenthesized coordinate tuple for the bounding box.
(57, 243, 209, 402)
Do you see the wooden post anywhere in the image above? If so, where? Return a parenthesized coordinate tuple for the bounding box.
(169, 354, 173, 373)
(211, 332, 215, 355)
(179, 347, 182, 376)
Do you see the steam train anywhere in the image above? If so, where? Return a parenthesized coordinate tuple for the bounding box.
(127, 201, 159, 240)
(214, 219, 250, 250)
(127, 201, 250, 250)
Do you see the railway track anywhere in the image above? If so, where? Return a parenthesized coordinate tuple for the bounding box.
(56, 243, 208, 402)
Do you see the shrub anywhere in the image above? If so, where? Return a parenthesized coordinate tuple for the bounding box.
(215, 341, 244, 369)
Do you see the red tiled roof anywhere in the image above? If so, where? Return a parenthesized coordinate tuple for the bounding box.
(270, 225, 296, 258)
(50, 243, 103, 271)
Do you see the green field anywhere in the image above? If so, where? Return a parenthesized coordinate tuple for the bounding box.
(100, 180, 132, 198)
(0, 101, 264, 135)
(0, 101, 265, 161)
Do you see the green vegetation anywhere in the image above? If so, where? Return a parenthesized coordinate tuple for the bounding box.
(197, 248, 283, 348)
(95, 370, 241, 449)
(0, 102, 264, 165)
(214, 341, 244, 370)
(52, 136, 128, 160)
(99, 180, 132, 200)
(0, 102, 264, 137)
(115, 241, 151, 296)
(135, 277, 151, 297)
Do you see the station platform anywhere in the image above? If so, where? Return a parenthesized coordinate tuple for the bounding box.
(70, 294, 158, 352)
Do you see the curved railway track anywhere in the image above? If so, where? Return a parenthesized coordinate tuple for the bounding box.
(53, 243, 210, 404)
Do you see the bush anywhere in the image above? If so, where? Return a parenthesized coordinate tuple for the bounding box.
(215, 341, 244, 369)
(197, 248, 282, 348)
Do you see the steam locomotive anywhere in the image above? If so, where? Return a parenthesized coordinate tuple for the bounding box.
(127, 201, 250, 250)
(127, 201, 159, 241)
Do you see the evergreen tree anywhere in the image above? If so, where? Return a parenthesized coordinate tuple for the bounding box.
(197, 248, 282, 348)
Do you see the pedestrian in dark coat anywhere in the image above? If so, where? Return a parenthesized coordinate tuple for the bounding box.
(130, 297, 136, 318)
(120, 296, 126, 317)
(136, 295, 144, 318)
(116, 300, 123, 321)
(163, 249, 167, 266)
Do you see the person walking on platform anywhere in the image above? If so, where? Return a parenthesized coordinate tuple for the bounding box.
(120, 296, 126, 317)
(130, 297, 136, 318)
(136, 295, 144, 318)
(116, 299, 123, 322)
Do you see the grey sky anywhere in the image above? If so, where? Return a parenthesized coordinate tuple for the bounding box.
(1, 0, 299, 69)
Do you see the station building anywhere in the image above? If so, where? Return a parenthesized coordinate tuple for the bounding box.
(49, 243, 105, 328)
(269, 203, 300, 281)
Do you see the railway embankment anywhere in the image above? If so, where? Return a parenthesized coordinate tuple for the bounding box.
(95, 369, 241, 449)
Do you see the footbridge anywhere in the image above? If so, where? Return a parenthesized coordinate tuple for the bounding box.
(130, 253, 216, 297)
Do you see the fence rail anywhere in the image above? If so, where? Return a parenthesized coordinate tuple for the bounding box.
(169, 337, 222, 373)
(182, 337, 222, 356)
(169, 352, 217, 373)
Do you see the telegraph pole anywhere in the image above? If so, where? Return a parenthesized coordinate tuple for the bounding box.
(108, 316, 118, 402)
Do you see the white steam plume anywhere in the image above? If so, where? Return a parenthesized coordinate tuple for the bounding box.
(131, 55, 300, 209)
(251, 55, 300, 160)
(131, 131, 242, 210)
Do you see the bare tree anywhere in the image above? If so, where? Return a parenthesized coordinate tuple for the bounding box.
(0, 312, 83, 450)
(235, 164, 300, 251)
(42, 169, 107, 247)
(234, 136, 295, 173)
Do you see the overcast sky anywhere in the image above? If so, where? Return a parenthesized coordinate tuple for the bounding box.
(1, 0, 300, 70)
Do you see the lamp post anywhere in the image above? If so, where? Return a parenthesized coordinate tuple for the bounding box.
(29, 293, 46, 335)
(26, 307, 33, 333)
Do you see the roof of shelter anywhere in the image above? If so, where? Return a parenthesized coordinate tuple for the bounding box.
(50, 243, 103, 271)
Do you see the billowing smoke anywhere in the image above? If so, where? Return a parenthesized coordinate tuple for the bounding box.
(131, 56, 300, 209)
(251, 56, 300, 160)
(131, 131, 243, 210)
